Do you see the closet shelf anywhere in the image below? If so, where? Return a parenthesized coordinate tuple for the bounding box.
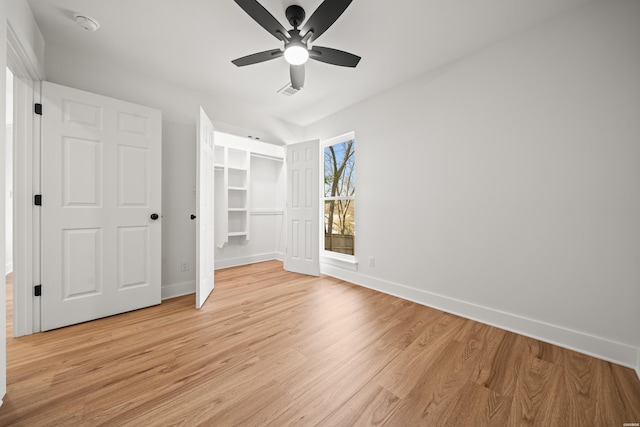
(228, 231, 247, 237)
(250, 209, 284, 216)
(250, 152, 284, 162)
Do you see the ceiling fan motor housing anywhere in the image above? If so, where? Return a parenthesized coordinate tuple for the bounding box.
(285, 5, 306, 28)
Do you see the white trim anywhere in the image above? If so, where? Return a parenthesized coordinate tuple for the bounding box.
(31, 80, 41, 334)
(215, 252, 282, 270)
(324, 196, 354, 201)
(321, 266, 639, 370)
(6, 21, 44, 337)
(321, 255, 358, 272)
(321, 249, 356, 263)
(161, 280, 195, 300)
(6, 24, 44, 81)
(321, 131, 356, 148)
(11, 75, 34, 337)
(4, 262, 12, 275)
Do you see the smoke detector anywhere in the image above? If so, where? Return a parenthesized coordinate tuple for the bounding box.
(74, 14, 100, 32)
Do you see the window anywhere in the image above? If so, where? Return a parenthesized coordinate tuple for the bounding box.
(322, 133, 355, 258)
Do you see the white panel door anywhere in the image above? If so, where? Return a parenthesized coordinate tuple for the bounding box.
(41, 82, 162, 331)
(285, 140, 320, 276)
(196, 107, 215, 308)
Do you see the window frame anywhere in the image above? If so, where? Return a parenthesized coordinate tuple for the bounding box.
(320, 131, 356, 267)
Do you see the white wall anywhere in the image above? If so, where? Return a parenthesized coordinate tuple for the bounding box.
(306, 0, 640, 369)
(159, 121, 197, 298)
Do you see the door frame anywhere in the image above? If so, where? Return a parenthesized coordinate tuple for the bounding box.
(7, 22, 43, 336)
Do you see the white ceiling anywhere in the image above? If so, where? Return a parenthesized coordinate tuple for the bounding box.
(27, 0, 591, 127)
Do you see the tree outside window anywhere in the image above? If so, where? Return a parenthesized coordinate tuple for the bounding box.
(323, 138, 355, 256)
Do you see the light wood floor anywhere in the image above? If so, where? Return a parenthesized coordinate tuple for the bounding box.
(1, 261, 639, 426)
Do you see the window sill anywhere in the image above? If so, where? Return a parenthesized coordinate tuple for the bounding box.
(320, 254, 358, 272)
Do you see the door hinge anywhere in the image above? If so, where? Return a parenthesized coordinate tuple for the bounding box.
(34, 194, 42, 206)
(34, 103, 42, 115)
(34, 285, 42, 296)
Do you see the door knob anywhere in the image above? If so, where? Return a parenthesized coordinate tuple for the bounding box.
(150, 213, 159, 220)
(190, 214, 197, 220)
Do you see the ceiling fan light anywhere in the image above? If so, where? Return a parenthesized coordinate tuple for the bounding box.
(284, 45, 309, 65)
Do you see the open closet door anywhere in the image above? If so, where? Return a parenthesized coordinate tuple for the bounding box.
(195, 107, 215, 308)
(285, 140, 320, 276)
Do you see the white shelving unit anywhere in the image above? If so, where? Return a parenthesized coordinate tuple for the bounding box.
(214, 145, 250, 248)
(214, 144, 227, 248)
(214, 133, 285, 267)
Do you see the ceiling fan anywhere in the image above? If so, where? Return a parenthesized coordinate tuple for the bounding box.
(231, 0, 361, 90)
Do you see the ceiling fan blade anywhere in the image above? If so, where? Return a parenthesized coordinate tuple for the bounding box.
(234, 0, 289, 41)
(301, 0, 353, 43)
(232, 49, 283, 67)
(290, 64, 305, 90)
(310, 46, 361, 67)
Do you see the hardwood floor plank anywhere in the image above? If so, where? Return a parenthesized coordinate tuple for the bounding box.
(267, 339, 402, 425)
(275, 298, 419, 400)
(374, 312, 467, 398)
(318, 384, 400, 427)
(441, 381, 512, 427)
(382, 339, 467, 425)
(195, 380, 294, 427)
(607, 361, 640, 421)
(480, 331, 528, 397)
(115, 348, 306, 426)
(1, 261, 639, 426)
(507, 355, 557, 425)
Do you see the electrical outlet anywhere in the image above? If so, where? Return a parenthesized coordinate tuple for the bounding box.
(181, 261, 189, 272)
(368, 256, 375, 267)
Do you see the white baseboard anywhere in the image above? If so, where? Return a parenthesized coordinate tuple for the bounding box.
(214, 252, 281, 270)
(321, 264, 639, 371)
(5, 261, 13, 275)
(161, 280, 195, 300)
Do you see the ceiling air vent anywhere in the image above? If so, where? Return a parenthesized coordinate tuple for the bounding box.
(277, 83, 300, 97)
